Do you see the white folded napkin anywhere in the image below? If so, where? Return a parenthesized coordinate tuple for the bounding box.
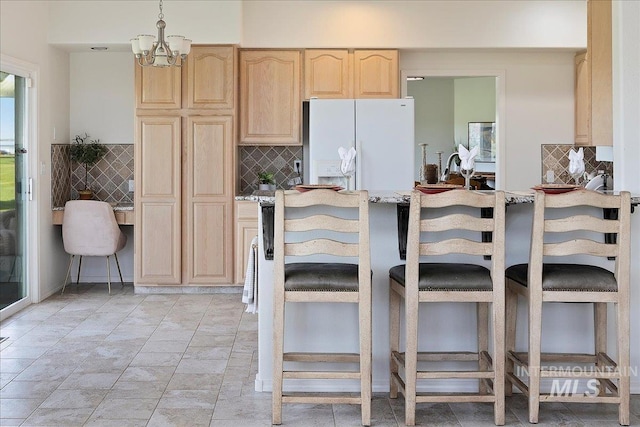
(338, 146, 357, 176)
(458, 144, 479, 171)
(568, 147, 585, 178)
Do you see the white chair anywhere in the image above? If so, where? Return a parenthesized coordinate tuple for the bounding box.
(61, 200, 127, 295)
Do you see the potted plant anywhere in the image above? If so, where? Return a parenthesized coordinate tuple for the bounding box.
(69, 133, 107, 199)
(257, 171, 276, 191)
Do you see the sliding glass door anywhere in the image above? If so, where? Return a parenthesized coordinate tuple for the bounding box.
(0, 71, 28, 311)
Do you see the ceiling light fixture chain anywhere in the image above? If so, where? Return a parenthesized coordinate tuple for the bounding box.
(130, 0, 191, 68)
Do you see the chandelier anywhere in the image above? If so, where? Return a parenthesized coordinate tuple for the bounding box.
(130, 0, 191, 67)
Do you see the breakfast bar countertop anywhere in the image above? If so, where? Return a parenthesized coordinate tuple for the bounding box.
(235, 190, 640, 206)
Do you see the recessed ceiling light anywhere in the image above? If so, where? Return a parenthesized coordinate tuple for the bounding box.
(91, 47, 108, 51)
(407, 76, 425, 81)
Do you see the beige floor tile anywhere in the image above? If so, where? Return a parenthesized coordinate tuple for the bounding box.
(129, 351, 183, 367)
(157, 389, 218, 409)
(148, 407, 214, 427)
(0, 397, 43, 418)
(119, 366, 176, 383)
(39, 388, 108, 409)
(165, 373, 224, 391)
(0, 380, 61, 399)
(174, 358, 227, 375)
(90, 398, 159, 420)
(57, 372, 121, 390)
(107, 380, 168, 400)
(21, 407, 95, 426)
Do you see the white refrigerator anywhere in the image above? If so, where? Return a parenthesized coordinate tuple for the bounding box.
(308, 98, 415, 191)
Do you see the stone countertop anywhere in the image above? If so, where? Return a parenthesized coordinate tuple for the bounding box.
(53, 202, 134, 211)
(235, 190, 640, 206)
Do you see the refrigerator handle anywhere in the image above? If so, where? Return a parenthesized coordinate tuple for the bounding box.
(355, 140, 362, 190)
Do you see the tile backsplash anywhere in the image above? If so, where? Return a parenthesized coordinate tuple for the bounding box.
(541, 144, 613, 185)
(51, 144, 134, 208)
(239, 146, 303, 193)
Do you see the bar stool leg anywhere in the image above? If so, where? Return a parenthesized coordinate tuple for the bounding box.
(617, 299, 630, 425)
(493, 294, 506, 426)
(504, 285, 518, 397)
(389, 280, 400, 399)
(593, 302, 607, 396)
(359, 297, 372, 426)
(528, 293, 543, 424)
(272, 290, 285, 425)
(404, 297, 419, 426)
(477, 302, 489, 394)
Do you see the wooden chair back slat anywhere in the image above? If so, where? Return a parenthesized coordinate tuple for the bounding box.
(544, 215, 620, 233)
(421, 240, 493, 256)
(422, 214, 494, 233)
(285, 240, 359, 257)
(543, 239, 618, 257)
(285, 215, 359, 233)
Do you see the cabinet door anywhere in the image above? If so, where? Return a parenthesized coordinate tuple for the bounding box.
(304, 49, 351, 99)
(574, 51, 590, 145)
(588, 0, 612, 146)
(186, 46, 236, 110)
(135, 116, 182, 284)
(240, 50, 301, 145)
(185, 116, 234, 284)
(135, 63, 182, 109)
(353, 50, 399, 99)
(234, 201, 258, 284)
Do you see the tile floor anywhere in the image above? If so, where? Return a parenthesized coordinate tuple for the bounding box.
(1, 284, 639, 426)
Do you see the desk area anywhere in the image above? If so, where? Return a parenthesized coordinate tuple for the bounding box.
(52, 203, 135, 225)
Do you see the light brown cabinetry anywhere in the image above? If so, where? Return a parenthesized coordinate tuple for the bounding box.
(353, 50, 399, 99)
(304, 50, 351, 99)
(234, 201, 258, 284)
(575, 0, 612, 146)
(304, 49, 399, 100)
(185, 116, 234, 284)
(135, 116, 182, 284)
(135, 65, 182, 109)
(239, 50, 302, 145)
(135, 45, 237, 287)
(186, 46, 236, 110)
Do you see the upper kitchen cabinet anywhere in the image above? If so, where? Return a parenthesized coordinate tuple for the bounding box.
(353, 50, 399, 99)
(239, 50, 302, 145)
(135, 64, 182, 109)
(304, 49, 351, 99)
(575, 0, 612, 146)
(186, 46, 236, 111)
(304, 49, 399, 100)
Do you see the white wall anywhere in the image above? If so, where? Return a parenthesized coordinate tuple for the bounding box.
(0, 1, 70, 301)
(70, 52, 134, 143)
(48, 1, 242, 48)
(242, 0, 586, 49)
(402, 50, 576, 191)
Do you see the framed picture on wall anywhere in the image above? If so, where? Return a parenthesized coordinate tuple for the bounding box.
(468, 122, 495, 162)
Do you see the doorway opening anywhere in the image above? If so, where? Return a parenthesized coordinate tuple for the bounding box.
(402, 69, 505, 190)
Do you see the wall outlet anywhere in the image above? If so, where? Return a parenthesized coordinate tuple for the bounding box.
(546, 170, 554, 183)
(293, 159, 302, 174)
(128, 179, 135, 192)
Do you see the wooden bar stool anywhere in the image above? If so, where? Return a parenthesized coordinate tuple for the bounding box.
(272, 189, 371, 426)
(389, 189, 506, 425)
(505, 190, 631, 425)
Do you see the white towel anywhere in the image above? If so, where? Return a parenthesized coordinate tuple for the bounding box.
(568, 147, 585, 180)
(242, 236, 259, 313)
(338, 146, 357, 176)
(458, 144, 479, 171)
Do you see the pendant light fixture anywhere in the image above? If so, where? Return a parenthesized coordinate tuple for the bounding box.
(130, 0, 191, 67)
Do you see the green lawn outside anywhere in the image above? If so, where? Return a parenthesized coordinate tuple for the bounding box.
(0, 155, 16, 211)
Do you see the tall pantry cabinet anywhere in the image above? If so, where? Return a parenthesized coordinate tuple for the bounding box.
(135, 46, 237, 286)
